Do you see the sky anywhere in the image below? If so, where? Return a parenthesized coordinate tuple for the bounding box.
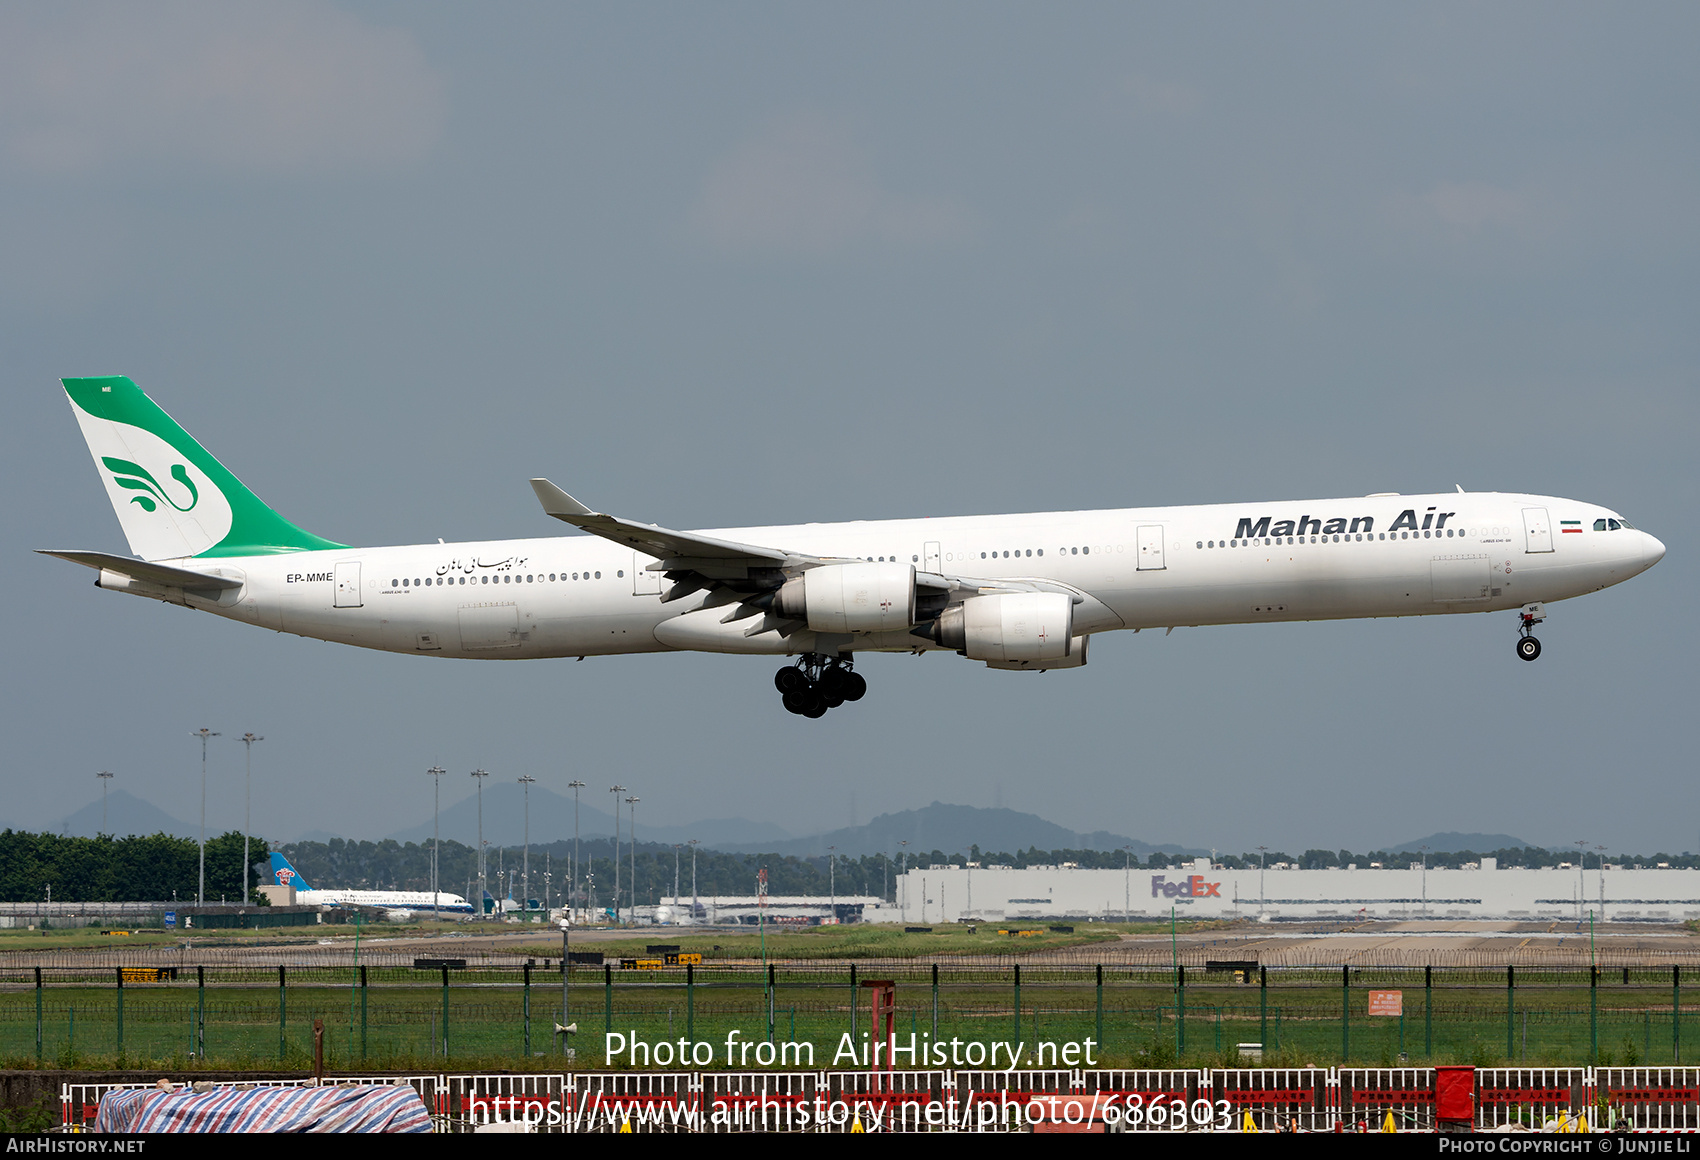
(2, 3, 1695, 857)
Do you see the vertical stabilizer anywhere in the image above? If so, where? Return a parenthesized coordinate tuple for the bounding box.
(268, 852, 315, 893)
(63, 376, 345, 561)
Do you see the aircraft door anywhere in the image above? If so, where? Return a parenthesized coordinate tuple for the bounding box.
(334, 561, 363, 607)
(1522, 507, 1554, 554)
(1137, 525, 1166, 571)
(632, 553, 663, 595)
(924, 541, 941, 572)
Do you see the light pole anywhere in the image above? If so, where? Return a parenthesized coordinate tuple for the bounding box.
(1576, 839, 1588, 923)
(1420, 845, 1431, 918)
(426, 766, 446, 920)
(688, 839, 700, 923)
(1596, 844, 1608, 921)
(609, 785, 626, 924)
(519, 775, 536, 919)
(192, 729, 220, 906)
(828, 846, 837, 924)
(899, 841, 909, 918)
(626, 796, 640, 922)
(1258, 846, 1269, 918)
(240, 735, 263, 904)
(672, 845, 682, 921)
(471, 769, 489, 917)
(1121, 847, 1131, 924)
(567, 779, 586, 919)
(96, 771, 113, 833)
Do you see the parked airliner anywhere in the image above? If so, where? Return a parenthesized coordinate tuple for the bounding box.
(268, 852, 473, 916)
(43, 377, 1664, 717)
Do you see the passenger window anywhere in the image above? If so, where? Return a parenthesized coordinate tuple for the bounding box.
(595, 571, 601, 579)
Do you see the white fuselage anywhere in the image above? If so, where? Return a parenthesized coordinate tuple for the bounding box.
(153, 491, 1662, 662)
(298, 888, 473, 913)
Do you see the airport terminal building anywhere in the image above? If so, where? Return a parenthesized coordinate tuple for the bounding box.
(890, 860, 1700, 923)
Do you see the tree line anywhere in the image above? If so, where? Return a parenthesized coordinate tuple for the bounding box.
(0, 830, 268, 903)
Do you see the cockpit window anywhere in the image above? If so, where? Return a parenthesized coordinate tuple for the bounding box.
(1617, 516, 1635, 529)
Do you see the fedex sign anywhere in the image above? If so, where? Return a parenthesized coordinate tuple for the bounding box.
(1151, 874, 1221, 899)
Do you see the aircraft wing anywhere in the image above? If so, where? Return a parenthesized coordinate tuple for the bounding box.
(530, 479, 825, 577)
(37, 549, 245, 591)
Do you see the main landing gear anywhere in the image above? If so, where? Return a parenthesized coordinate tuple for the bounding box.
(775, 654, 866, 718)
(1516, 603, 1546, 662)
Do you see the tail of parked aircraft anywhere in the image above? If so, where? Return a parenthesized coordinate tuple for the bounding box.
(268, 851, 315, 893)
(63, 376, 346, 562)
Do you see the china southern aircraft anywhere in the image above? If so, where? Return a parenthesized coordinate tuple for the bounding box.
(267, 852, 474, 916)
(44, 377, 1664, 718)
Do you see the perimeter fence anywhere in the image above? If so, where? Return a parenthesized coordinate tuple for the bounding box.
(57, 1066, 1700, 1132)
(7, 960, 1700, 1070)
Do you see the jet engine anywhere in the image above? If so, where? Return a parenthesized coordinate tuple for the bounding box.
(935, 592, 1074, 664)
(773, 561, 917, 634)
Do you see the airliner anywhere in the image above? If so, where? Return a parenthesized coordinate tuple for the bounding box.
(268, 852, 473, 916)
(43, 377, 1665, 717)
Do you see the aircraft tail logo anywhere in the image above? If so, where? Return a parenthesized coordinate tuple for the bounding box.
(269, 851, 314, 892)
(63, 375, 346, 562)
(103, 457, 199, 513)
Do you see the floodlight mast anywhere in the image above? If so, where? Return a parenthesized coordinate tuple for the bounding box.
(96, 771, 113, 833)
(609, 785, 627, 924)
(567, 779, 586, 921)
(192, 729, 220, 906)
(519, 775, 536, 918)
(626, 797, 640, 924)
(426, 766, 447, 919)
(240, 735, 263, 904)
(471, 769, 489, 917)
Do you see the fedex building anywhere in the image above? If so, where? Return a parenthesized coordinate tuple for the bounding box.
(889, 860, 1700, 924)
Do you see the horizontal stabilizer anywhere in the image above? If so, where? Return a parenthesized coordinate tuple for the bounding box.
(37, 549, 244, 591)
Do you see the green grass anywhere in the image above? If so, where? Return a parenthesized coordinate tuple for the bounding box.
(0, 963, 1689, 1073)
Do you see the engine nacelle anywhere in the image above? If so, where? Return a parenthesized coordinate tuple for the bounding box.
(985, 635, 1089, 670)
(774, 561, 917, 634)
(937, 592, 1074, 663)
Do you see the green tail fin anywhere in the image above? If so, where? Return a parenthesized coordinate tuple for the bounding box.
(64, 375, 347, 560)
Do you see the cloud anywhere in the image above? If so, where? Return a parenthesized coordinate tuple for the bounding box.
(1385, 181, 1561, 239)
(0, 2, 443, 176)
(692, 114, 977, 256)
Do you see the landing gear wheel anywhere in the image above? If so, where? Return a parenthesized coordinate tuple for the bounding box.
(775, 653, 862, 717)
(1517, 636, 1542, 661)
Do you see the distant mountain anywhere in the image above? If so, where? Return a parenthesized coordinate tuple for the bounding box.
(1388, 832, 1533, 855)
(58, 789, 196, 839)
(384, 782, 789, 850)
(712, 802, 1203, 860)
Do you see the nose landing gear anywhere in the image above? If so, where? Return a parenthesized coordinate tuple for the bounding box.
(774, 653, 866, 718)
(1516, 603, 1546, 662)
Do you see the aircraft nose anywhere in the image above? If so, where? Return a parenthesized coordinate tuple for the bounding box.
(1644, 532, 1666, 568)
